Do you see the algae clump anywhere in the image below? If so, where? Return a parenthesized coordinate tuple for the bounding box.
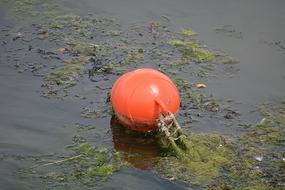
(156, 132, 234, 185)
(121, 49, 144, 65)
(156, 103, 285, 188)
(243, 105, 284, 144)
(46, 56, 87, 89)
(209, 104, 285, 189)
(9, 0, 62, 22)
(169, 39, 215, 62)
(180, 28, 197, 36)
(47, 57, 86, 85)
(67, 41, 97, 56)
(39, 143, 130, 187)
(50, 21, 63, 29)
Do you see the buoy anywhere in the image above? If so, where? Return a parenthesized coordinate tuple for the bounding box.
(110, 68, 180, 132)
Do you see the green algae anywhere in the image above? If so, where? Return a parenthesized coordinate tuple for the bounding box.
(224, 105, 284, 189)
(37, 12, 234, 98)
(69, 42, 96, 56)
(2, 143, 129, 188)
(121, 49, 144, 65)
(243, 105, 284, 145)
(251, 117, 281, 143)
(86, 164, 114, 177)
(50, 14, 96, 38)
(5, 0, 63, 22)
(155, 104, 285, 189)
(156, 114, 234, 185)
(169, 39, 215, 62)
(40, 14, 104, 97)
(39, 143, 130, 187)
(50, 21, 63, 29)
(47, 57, 86, 85)
(23, 0, 34, 5)
(45, 56, 87, 91)
(53, 14, 94, 31)
(210, 104, 285, 189)
(156, 132, 234, 185)
(180, 28, 197, 36)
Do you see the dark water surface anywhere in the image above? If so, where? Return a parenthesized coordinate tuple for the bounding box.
(1, 0, 285, 189)
(62, 0, 285, 109)
(60, 0, 285, 132)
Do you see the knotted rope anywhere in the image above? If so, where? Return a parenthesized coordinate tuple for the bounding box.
(156, 112, 191, 157)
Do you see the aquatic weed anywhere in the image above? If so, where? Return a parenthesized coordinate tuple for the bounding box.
(38, 143, 130, 187)
(121, 49, 144, 65)
(174, 78, 220, 112)
(180, 28, 197, 36)
(169, 39, 215, 62)
(156, 104, 285, 188)
(156, 132, 234, 185)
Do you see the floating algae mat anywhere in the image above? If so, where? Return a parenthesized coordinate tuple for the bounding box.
(155, 113, 236, 186)
(26, 143, 130, 189)
(21, 104, 284, 189)
(155, 103, 285, 189)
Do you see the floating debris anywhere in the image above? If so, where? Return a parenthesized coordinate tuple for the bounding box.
(57, 47, 66, 54)
(255, 156, 263, 162)
(196, 83, 207, 88)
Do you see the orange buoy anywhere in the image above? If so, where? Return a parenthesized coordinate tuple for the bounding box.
(110, 68, 180, 132)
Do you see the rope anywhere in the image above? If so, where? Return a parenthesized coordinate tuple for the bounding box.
(157, 112, 183, 139)
(157, 112, 191, 157)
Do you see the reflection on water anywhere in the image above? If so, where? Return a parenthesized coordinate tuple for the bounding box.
(110, 117, 161, 170)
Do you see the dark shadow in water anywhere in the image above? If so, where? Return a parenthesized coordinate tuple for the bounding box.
(110, 116, 162, 170)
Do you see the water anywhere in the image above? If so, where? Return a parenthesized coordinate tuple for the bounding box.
(61, 0, 285, 130)
(61, 0, 285, 109)
(99, 168, 186, 190)
(1, 0, 285, 189)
